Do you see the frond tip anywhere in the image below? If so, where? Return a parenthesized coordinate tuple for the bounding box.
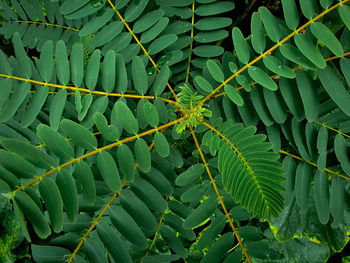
(203, 121, 286, 219)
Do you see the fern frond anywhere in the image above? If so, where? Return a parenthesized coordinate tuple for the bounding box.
(203, 121, 285, 219)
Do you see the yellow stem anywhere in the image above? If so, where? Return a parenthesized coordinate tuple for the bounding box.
(12, 118, 184, 194)
(213, 51, 350, 98)
(279, 150, 350, 181)
(313, 121, 350, 139)
(0, 73, 177, 105)
(7, 20, 81, 33)
(68, 142, 156, 263)
(143, 196, 169, 259)
(67, 180, 127, 263)
(189, 126, 251, 263)
(106, 0, 178, 101)
(199, 0, 349, 106)
(185, 0, 196, 83)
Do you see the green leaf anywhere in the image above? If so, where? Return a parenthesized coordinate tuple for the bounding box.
(251, 12, 266, 53)
(206, 59, 224, 82)
(93, 112, 120, 141)
(153, 66, 170, 96)
(175, 164, 204, 187)
(144, 101, 159, 128)
(141, 17, 169, 43)
(330, 176, 345, 228)
(79, 8, 114, 37)
(90, 21, 124, 48)
(134, 138, 151, 173)
(317, 66, 350, 117)
(154, 132, 170, 157)
(193, 45, 224, 57)
(49, 89, 67, 130)
(70, 43, 84, 87)
(132, 56, 148, 95)
(101, 50, 116, 93)
(130, 176, 167, 213)
(232, 27, 250, 64)
(31, 245, 70, 263)
(224, 84, 243, 107)
(84, 50, 101, 91)
(295, 70, 319, 122)
(109, 205, 148, 249)
(262, 55, 296, 79)
(124, 0, 149, 22)
(183, 197, 217, 229)
(0, 150, 37, 179)
(148, 34, 178, 55)
(248, 66, 278, 91)
(133, 9, 165, 33)
(299, 0, 317, 19)
(97, 150, 122, 192)
(74, 160, 96, 205)
(195, 75, 214, 93)
(279, 44, 317, 70)
(0, 167, 19, 188)
(60, 119, 97, 150)
(114, 100, 139, 134)
(201, 233, 235, 263)
(39, 177, 64, 233)
(37, 124, 75, 160)
(310, 22, 343, 57)
(259, 7, 281, 42)
(314, 171, 330, 225)
(115, 54, 128, 93)
(38, 40, 53, 82)
(56, 169, 79, 223)
(195, 17, 232, 31)
(294, 33, 326, 69)
(119, 189, 158, 232)
(97, 222, 132, 263)
(295, 162, 311, 213)
(0, 178, 10, 193)
(21, 85, 49, 128)
(14, 191, 51, 239)
(339, 4, 350, 30)
(117, 144, 135, 182)
(291, 117, 311, 161)
(281, 0, 299, 30)
(55, 40, 70, 85)
(334, 134, 350, 176)
(263, 89, 288, 124)
(1, 138, 54, 169)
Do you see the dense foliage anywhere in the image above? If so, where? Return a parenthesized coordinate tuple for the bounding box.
(0, 0, 350, 262)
